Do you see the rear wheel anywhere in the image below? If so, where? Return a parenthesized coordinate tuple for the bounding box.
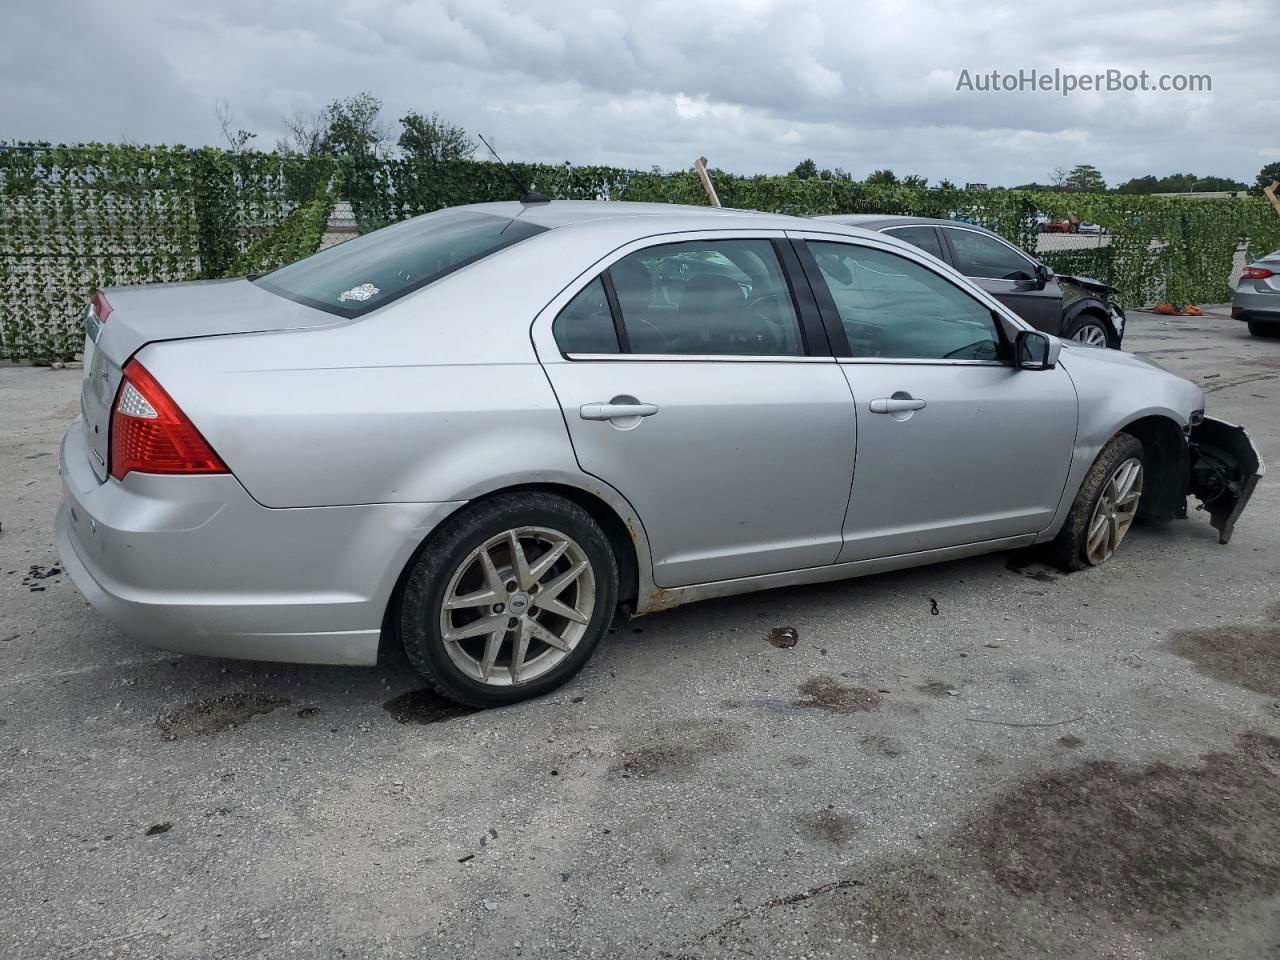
(1248, 319, 1280, 337)
(398, 493, 618, 707)
(1047, 433, 1145, 571)
(1064, 312, 1114, 348)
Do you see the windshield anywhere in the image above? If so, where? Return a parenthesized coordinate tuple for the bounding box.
(254, 210, 549, 318)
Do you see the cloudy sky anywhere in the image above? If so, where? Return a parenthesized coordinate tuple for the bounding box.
(4, 0, 1276, 187)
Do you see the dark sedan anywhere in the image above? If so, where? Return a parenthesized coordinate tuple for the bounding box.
(817, 215, 1125, 348)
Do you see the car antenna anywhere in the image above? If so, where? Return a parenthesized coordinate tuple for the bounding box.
(478, 134, 550, 204)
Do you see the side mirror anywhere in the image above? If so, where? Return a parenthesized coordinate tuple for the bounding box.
(1014, 330, 1060, 370)
(1034, 263, 1053, 288)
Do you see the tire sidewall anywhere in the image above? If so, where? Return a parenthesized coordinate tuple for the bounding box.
(400, 495, 618, 707)
(1068, 433, 1145, 568)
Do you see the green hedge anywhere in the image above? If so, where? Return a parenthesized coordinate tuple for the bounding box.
(345, 157, 1280, 310)
(0, 144, 334, 361)
(3, 145, 1277, 361)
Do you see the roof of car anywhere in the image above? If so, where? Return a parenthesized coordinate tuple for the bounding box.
(452, 200, 851, 233)
(814, 213, 978, 231)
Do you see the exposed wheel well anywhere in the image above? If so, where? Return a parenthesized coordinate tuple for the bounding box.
(379, 483, 641, 660)
(1121, 415, 1188, 521)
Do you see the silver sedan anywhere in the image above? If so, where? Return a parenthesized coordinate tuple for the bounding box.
(56, 202, 1263, 706)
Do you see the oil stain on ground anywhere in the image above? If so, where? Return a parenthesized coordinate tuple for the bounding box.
(793, 676, 882, 714)
(1004, 554, 1058, 582)
(382, 689, 479, 724)
(853, 732, 1280, 956)
(1169, 624, 1280, 698)
(799, 809, 857, 846)
(677, 733, 1280, 958)
(157, 693, 288, 741)
(613, 719, 737, 778)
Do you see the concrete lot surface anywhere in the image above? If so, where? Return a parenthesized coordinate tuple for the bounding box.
(1, 309, 1278, 959)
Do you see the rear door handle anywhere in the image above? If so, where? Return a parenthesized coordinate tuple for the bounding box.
(869, 397, 927, 414)
(579, 401, 660, 421)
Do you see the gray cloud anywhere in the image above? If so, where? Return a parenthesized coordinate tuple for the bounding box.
(2, 0, 1274, 186)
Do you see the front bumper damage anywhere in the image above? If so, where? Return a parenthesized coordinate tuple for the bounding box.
(1187, 417, 1265, 544)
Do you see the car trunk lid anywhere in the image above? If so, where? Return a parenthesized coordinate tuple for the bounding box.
(78, 278, 341, 482)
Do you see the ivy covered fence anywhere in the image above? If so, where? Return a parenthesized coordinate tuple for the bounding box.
(2, 143, 1277, 362)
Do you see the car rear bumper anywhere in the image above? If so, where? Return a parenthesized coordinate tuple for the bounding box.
(55, 421, 462, 666)
(1232, 288, 1280, 319)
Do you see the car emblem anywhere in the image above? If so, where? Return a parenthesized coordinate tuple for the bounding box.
(338, 282, 380, 303)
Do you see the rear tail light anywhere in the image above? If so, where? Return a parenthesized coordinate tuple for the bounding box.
(85, 289, 112, 342)
(1242, 266, 1274, 280)
(109, 360, 228, 480)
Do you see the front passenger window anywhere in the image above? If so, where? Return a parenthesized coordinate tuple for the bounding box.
(944, 229, 1036, 282)
(807, 241, 1002, 361)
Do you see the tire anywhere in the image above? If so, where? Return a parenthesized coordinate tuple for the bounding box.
(1046, 433, 1145, 572)
(1248, 319, 1280, 337)
(398, 492, 619, 707)
(1063, 312, 1116, 349)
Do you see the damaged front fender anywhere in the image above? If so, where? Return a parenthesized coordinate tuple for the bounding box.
(1188, 417, 1265, 544)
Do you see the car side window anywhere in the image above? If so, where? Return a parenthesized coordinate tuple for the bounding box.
(884, 226, 945, 260)
(552, 278, 620, 354)
(607, 239, 804, 356)
(944, 228, 1036, 282)
(806, 241, 1002, 361)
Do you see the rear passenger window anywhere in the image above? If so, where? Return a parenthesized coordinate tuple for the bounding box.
(553, 278, 619, 354)
(885, 226, 945, 260)
(608, 240, 804, 356)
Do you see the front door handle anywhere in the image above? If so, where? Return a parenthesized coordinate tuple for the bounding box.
(869, 396, 927, 414)
(579, 401, 660, 421)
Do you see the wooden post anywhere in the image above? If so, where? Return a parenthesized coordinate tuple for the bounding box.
(1264, 180, 1280, 217)
(694, 157, 721, 207)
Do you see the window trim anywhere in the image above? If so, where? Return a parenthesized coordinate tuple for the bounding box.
(791, 234, 1020, 365)
(937, 224, 1040, 284)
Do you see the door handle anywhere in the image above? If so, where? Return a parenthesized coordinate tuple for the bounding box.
(579, 401, 660, 421)
(869, 396, 927, 414)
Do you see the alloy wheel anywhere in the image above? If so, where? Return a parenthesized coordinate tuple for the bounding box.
(439, 526, 596, 686)
(1085, 457, 1143, 564)
(1072, 322, 1109, 347)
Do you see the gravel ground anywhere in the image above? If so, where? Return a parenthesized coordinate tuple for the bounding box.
(1, 307, 1278, 959)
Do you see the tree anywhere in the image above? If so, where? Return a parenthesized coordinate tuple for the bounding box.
(866, 169, 898, 186)
(214, 101, 255, 153)
(398, 110, 475, 161)
(790, 158, 818, 179)
(1049, 166, 1069, 188)
(322, 92, 389, 157)
(900, 174, 928, 189)
(1063, 164, 1106, 192)
(280, 108, 328, 155)
(937, 178, 958, 190)
(1115, 175, 1160, 195)
(1254, 162, 1280, 195)
(279, 92, 389, 157)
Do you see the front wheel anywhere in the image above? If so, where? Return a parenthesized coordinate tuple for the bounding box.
(1064, 313, 1115, 348)
(398, 493, 618, 707)
(1047, 433, 1145, 571)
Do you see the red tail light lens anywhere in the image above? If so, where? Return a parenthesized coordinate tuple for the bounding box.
(1242, 266, 1274, 280)
(109, 360, 228, 480)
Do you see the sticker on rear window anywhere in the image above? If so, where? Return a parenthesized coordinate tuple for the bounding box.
(338, 282, 379, 302)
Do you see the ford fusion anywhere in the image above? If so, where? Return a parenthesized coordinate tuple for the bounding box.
(56, 202, 1263, 707)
